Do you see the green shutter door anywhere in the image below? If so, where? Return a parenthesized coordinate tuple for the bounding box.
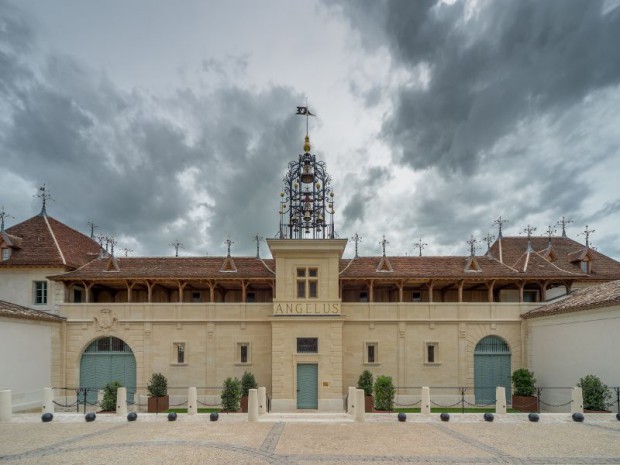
(296, 364, 318, 409)
(474, 336, 511, 405)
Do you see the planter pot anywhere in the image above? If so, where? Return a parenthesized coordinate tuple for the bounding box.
(147, 395, 169, 413)
(364, 396, 373, 413)
(241, 396, 249, 413)
(512, 395, 538, 413)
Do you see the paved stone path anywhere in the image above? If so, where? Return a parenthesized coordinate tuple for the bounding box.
(0, 413, 619, 464)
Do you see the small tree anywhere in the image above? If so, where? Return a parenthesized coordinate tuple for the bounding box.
(101, 381, 122, 411)
(147, 372, 168, 397)
(578, 374, 612, 411)
(373, 375, 395, 411)
(357, 370, 374, 397)
(221, 377, 242, 412)
(512, 368, 536, 397)
(241, 371, 258, 397)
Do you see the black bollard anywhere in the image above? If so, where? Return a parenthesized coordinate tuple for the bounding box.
(85, 412, 96, 422)
(167, 412, 177, 421)
(210, 412, 219, 422)
(483, 412, 494, 422)
(616, 413, 620, 421)
(572, 412, 584, 422)
(127, 412, 138, 422)
(440, 412, 450, 422)
(41, 413, 53, 423)
(397, 412, 407, 422)
(528, 412, 539, 422)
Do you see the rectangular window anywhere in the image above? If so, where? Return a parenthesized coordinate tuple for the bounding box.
(523, 290, 538, 303)
(73, 288, 83, 303)
(425, 342, 439, 364)
(365, 342, 378, 364)
(34, 281, 47, 305)
(246, 292, 256, 303)
(192, 292, 201, 302)
(176, 343, 186, 363)
(296, 267, 319, 299)
(580, 261, 589, 273)
(359, 292, 368, 302)
(412, 291, 421, 302)
(1, 248, 10, 261)
(297, 337, 318, 353)
(238, 343, 250, 364)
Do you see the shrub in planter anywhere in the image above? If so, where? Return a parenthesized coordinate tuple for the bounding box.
(357, 370, 374, 412)
(577, 374, 612, 411)
(147, 372, 169, 413)
(511, 368, 538, 412)
(101, 381, 122, 412)
(221, 377, 242, 412)
(373, 375, 395, 412)
(240, 371, 258, 412)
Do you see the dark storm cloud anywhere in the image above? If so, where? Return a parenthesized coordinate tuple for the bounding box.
(342, 166, 391, 227)
(329, 0, 620, 174)
(0, 3, 302, 256)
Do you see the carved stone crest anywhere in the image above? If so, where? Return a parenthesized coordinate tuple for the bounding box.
(94, 308, 118, 332)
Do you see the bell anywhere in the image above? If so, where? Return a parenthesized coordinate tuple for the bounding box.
(317, 214, 324, 225)
(301, 163, 314, 183)
(303, 210, 312, 222)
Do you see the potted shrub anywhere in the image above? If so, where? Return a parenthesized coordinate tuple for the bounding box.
(511, 368, 538, 412)
(240, 371, 258, 413)
(221, 377, 242, 412)
(147, 372, 169, 413)
(357, 370, 374, 412)
(100, 381, 122, 412)
(578, 374, 612, 412)
(373, 375, 395, 412)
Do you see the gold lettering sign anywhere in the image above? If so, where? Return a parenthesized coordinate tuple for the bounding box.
(274, 302, 340, 316)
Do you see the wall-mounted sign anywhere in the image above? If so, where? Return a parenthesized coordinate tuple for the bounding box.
(273, 302, 341, 316)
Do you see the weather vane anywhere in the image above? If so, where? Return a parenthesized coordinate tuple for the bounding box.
(493, 216, 509, 238)
(351, 233, 362, 258)
(544, 224, 556, 246)
(122, 248, 134, 257)
(169, 240, 184, 257)
(87, 221, 98, 240)
(107, 236, 117, 256)
(380, 235, 389, 257)
(521, 225, 537, 251)
(414, 238, 427, 257)
(36, 184, 53, 215)
(557, 216, 573, 238)
(225, 237, 234, 255)
(579, 225, 595, 248)
(0, 207, 14, 233)
(296, 100, 315, 137)
(467, 235, 478, 257)
(252, 234, 264, 258)
(482, 232, 495, 252)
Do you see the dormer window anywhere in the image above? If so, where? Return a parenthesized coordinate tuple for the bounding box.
(581, 260, 590, 274)
(1, 248, 9, 261)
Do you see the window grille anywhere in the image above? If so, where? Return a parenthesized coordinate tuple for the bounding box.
(85, 337, 131, 353)
(474, 336, 510, 354)
(297, 337, 318, 353)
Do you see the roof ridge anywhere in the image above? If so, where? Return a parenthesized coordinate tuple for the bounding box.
(258, 257, 275, 275)
(43, 214, 66, 265)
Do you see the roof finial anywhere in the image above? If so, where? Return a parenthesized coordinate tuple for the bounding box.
(467, 235, 478, 257)
(544, 224, 556, 248)
(521, 225, 537, 252)
(0, 207, 14, 233)
(493, 216, 509, 238)
(557, 216, 573, 238)
(482, 232, 495, 253)
(579, 225, 595, 248)
(380, 235, 389, 257)
(351, 233, 362, 258)
(37, 184, 53, 216)
(252, 234, 264, 258)
(108, 236, 117, 256)
(87, 221, 98, 240)
(414, 238, 428, 257)
(122, 248, 133, 257)
(169, 240, 184, 257)
(225, 237, 234, 256)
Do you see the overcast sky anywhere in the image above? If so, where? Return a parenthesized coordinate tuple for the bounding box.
(1, 0, 620, 259)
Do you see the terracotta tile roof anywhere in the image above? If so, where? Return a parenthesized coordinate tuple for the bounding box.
(0, 299, 65, 322)
(489, 236, 620, 280)
(339, 255, 521, 280)
(522, 280, 620, 319)
(50, 256, 276, 281)
(1, 214, 100, 269)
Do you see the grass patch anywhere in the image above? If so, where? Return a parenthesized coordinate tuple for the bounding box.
(166, 408, 221, 414)
(394, 407, 519, 413)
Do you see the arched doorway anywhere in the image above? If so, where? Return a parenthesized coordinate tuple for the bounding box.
(79, 336, 136, 404)
(474, 336, 511, 405)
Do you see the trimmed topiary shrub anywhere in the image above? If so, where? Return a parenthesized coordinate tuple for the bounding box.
(147, 373, 168, 397)
(577, 374, 612, 411)
(221, 377, 242, 412)
(512, 368, 536, 397)
(373, 375, 395, 411)
(101, 381, 122, 411)
(241, 371, 258, 397)
(357, 370, 374, 397)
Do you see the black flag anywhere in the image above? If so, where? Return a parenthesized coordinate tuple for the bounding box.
(296, 106, 315, 116)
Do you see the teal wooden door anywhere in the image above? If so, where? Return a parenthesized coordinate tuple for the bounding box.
(474, 336, 511, 405)
(79, 337, 136, 404)
(296, 364, 318, 409)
